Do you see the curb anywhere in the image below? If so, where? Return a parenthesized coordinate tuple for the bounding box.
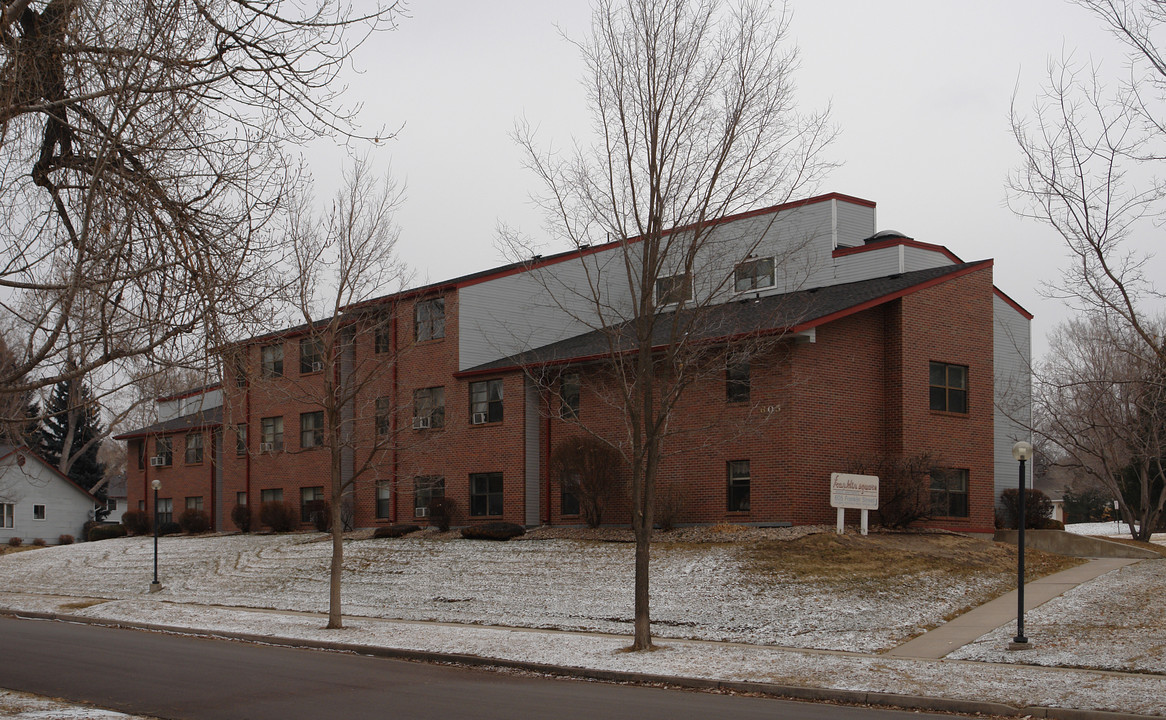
(2, 609, 1159, 720)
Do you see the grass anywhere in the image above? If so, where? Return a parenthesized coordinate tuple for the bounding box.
(0, 545, 41, 556)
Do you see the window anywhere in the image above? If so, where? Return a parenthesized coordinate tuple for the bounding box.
(261, 343, 284, 378)
(929, 362, 968, 413)
(139, 500, 145, 511)
(655, 272, 692, 305)
(727, 460, 750, 512)
(376, 482, 392, 519)
(376, 396, 392, 437)
(414, 476, 445, 517)
(155, 498, 173, 525)
(32, 504, 46, 520)
(155, 437, 173, 466)
(185, 432, 203, 464)
(300, 338, 325, 374)
(413, 387, 445, 428)
(931, 468, 969, 518)
(106, 498, 118, 513)
(233, 352, 248, 387)
(186, 496, 204, 511)
(1, 503, 13, 528)
(301, 486, 325, 523)
(300, 411, 324, 448)
(561, 374, 580, 419)
(237, 492, 248, 506)
(726, 358, 750, 403)
(137, 440, 145, 470)
(236, 424, 247, 455)
(469, 472, 503, 516)
(260, 488, 283, 504)
(261, 416, 284, 452)
(734, 257, 775, 292)
(469, 379, 503, 424)
(414, 297, 445, 342)
(374, 316, 391, 354)
(561, 471, 580, 516)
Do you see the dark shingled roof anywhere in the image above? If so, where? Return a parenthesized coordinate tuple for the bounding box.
(462, 262, 988, 374)
(113, 405, 223, 440)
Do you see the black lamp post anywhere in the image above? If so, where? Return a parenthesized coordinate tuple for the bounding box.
(1009, 440, 1032, 649)
(150, 478, 162, 593)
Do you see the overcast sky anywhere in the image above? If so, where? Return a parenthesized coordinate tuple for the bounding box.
(309, 0, 1161, 360)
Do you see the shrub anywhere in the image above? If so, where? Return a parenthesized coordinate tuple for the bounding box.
(32, 538, 45, 546)
(550, 436, 623, 528)
(848, 453, 936, 528)
(305, 499, 331, 532)
(998, 488, 1055, 530)
(88, 524, 128, 542)
(654, 485, 682, 531)
(1062, 485, 1113, 524)
(7, 536, 21, 547)
(58, 534, 75, 545)
(427, 497, 455, 532)
(122, 510, 152, 536)
(157, 521, 182, 536)
(230, 504, 252, 533)
(373, 523, 420, 539)
(260, 501, 299, 533)
(178, 509, 211, 534)
(1041, 518, 1066, 530)
(460, 522, 525, 541)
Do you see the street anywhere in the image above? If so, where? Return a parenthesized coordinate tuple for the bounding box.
(0, 616, 961, 720)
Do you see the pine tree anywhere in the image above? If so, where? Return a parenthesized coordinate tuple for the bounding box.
(40, 378, 106, 495)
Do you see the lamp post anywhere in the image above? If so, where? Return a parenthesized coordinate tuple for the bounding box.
(150, 478, 162, 593)
(1009, 440, 1033, 649)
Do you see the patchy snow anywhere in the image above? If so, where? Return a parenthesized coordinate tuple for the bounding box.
(1064, 521, 1166, 542)
(0, 689, 151, 719)
(1, 532, 1164, 717)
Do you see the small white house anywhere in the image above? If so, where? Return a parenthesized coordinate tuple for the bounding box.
(0, 445, 101, 545)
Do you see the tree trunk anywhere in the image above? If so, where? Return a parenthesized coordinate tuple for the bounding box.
(326, 437, 345, 629)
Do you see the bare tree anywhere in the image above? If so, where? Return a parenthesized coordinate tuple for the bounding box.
(1011, 0, 1166, 536)
(1035, 315, 1166, 540)
(0, 0, 401, 402)
(261, 156, 409, 629)
(506, 0, 834, 650)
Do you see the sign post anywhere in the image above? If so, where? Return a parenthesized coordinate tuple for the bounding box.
(830, 473, 879, 536)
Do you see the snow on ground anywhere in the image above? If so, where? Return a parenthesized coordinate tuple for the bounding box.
(0, 531, 1018, 653)
(0, 689, 152, 719)
(1064, 521, 1166, 541)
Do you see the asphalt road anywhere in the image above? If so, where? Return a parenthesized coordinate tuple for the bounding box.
(0, 616, 958, 720)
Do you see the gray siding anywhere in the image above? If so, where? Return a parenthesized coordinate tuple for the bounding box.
(834, 200, 876, 247)
(993, 293, 1033, 502)
(524, 377, 541, 526)
(831, 246, 903, 285)
(902, 246, 952, 273)
(0, 454, 96, 544)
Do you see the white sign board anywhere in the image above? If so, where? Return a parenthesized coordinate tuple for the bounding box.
(830, 473, 879, 510)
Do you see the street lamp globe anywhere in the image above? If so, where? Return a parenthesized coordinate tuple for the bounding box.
(1012, 441, 1033, 462)
(152, 478, 161, 491)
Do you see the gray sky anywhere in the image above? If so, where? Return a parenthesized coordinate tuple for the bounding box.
(312, 0, 1160, 360)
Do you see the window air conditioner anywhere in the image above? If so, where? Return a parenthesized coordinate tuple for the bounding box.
(312, 361, 324, 372)
(471, 412, 488, 425)
(412, 416, 431, 430)
(414, 507, 429, 518)
(259, 442, 274, 452)
(150, 456, 167, 467)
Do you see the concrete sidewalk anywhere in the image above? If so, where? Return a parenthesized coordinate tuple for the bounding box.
(886, 557, 1140, 659)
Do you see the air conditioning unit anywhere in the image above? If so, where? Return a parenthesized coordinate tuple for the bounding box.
(412, 416, 431, 430)
(150, 456, 167, 467)
(414, 507, 429, 518)
(312, 361, 323, 372)
(471, 412, 488, 425)
(259, 442, 274, 452)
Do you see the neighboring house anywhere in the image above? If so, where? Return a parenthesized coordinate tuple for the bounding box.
(103, 473, 127, 525)
(117, 193, 1032, 535)
(0, 445, 102, 545)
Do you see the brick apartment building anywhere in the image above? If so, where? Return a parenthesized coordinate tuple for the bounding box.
(116, 193, 1032, 535)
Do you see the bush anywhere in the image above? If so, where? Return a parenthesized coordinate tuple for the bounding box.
(7, 536, 21, 547)
(157, 521, 182, 536)
(1041, 518, 1066, 530)
(87, 524, 127, 542)
(230, 504, 252, 533)
(373, 523, 420, 539)
(460, 522, 525, 541)
(260, 501, 299, 533)
(58, 534, 74, 545)
(305, 499, 330, 532)
(122, 510, 152, 536)
(1062, 485, 1113, 524)
(178, 509, 211, 534)
(654, 485, 681, 531)
(550, 436, 624, 528)
(848, 453, 936, 529)
(427, 497, 454, 532)
(32, 538, 45, 547)
(998, 488, 1055, 530)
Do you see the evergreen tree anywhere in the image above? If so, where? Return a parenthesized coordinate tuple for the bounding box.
(41, 379, 106, 496)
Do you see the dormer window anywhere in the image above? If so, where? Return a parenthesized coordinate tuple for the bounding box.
(655, 273, 692, 305)
(734, 257, 775, 292)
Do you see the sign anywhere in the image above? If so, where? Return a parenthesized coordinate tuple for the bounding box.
(830, 473, 879, 510)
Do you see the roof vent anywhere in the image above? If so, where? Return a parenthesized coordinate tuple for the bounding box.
(863, 230, 912, 244)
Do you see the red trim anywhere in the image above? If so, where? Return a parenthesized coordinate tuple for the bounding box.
(832, 237, 963, 264)
(156, 384, 222, 403)
(114, 418, 222, 441)
(993, 287, 1034, 320)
